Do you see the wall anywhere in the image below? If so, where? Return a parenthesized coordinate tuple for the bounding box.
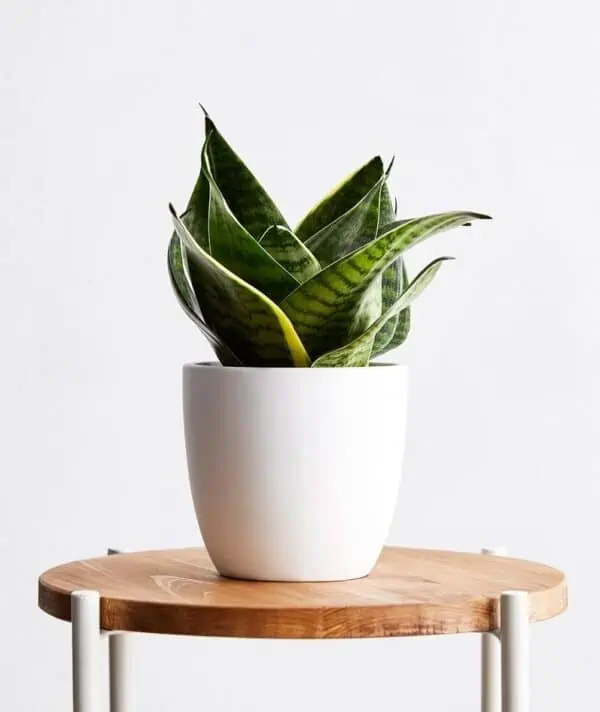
(1, 1, 597, 710)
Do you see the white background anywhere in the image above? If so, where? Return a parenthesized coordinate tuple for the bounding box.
(1, 0, 597, 709)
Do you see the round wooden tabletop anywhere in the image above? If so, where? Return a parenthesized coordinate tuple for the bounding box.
(38, 547, 567, 639)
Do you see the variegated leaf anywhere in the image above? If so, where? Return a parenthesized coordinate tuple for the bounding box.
(202, 136, 299, 302)
(281, 211, 490, 358)
(373, 260, 411, 355)
(304, 174, 388, 342)
(295, 156, 384, 241)
(203, 111, 288, 238)
(305, 176, 385, 266)
(258, 225, 320, 283)
(181, 167, 210, 251)
(170, 206, 310, 367)
(373, 186, 405, 353)
(312, 258, 452, 367)
(167, 234, 242, 366)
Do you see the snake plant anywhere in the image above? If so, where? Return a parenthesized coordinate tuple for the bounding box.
(168, 110, 490, 367)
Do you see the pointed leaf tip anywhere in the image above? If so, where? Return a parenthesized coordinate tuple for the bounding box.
(198, 102, 210, 117)
(311, 255, 452, 367)
(295, 155, 385, 241)
(283, 211, 485, 357)
(385, 156, 395, 176)
(168, 203, 178, 218)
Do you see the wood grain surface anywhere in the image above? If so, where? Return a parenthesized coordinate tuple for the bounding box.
(38, 547, 567, 639)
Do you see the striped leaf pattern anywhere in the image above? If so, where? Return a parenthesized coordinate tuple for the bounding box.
(167, 110, 491, 366)
(259, 226, 321, 283)
(304, 173, 387, 342)
(202, 138, 299, 303)
(171, 207, 310, 367)
(303, 162, 393, 345)
(305, 177, 385, 266)
(168, 235, 242, 366)
(312, 258, 452, 367)
(373, 260, 411, 355)
(281, 212, 490, 357)
(295, 156, 384, 241)
(373, 258, 406, 353)
(372, 186, 406, 354)
(372, 188, 412, 353)
(203, 112, 288, 238)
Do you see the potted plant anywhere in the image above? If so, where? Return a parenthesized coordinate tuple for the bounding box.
(168, 108, 490, 582)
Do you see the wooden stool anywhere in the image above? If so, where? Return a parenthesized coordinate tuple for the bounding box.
(38, 546, 567, 712)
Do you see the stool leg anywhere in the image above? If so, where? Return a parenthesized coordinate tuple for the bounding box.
(108, 549, 131, 712)
(71, 590, 102, 712)
(481, 548, 504, 712)
(500, 591, 530, 712)
(109, 634, 130, 712)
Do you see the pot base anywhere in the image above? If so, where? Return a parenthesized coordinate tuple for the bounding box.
(215, 568, 372, 583)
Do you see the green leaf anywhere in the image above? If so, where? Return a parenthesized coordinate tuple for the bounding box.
(312, 257, 452, 367)
(295, 156, 384, 241)
(182, 165, 210, 251)
(373, 212, 479, 357)
(373, 257, 405, 353)
(166, 152, 211, 280)
(258, 225, 321, 283)
(281, 211, 490, 358)
(167, 235, 243, 366)
(378, 183, 396, 231)
(303, 173, 387, 344)
(203, 113, 288, 238)
(372, 186, 405, 353)
(170, 205, 311, 367)
(373, 195, 412, 353)
(304, 171, 394, 343)
(373, 260, 411, 355)
(168, 230, 201, 315)
(202, 136, 300, 303)
(305, 176, 385, 266)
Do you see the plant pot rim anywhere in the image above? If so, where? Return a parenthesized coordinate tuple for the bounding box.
(184, 361, 406, 373)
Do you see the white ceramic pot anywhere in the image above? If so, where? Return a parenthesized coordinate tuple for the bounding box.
(182, 362, 408, 581)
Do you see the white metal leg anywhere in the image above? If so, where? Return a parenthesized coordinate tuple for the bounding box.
(481, 547, 505, 712)
(500, 591, 530, 712)
(107, 548, 131, 712)
(109, 634, 130, 712)
(71, 590, 102, 712)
